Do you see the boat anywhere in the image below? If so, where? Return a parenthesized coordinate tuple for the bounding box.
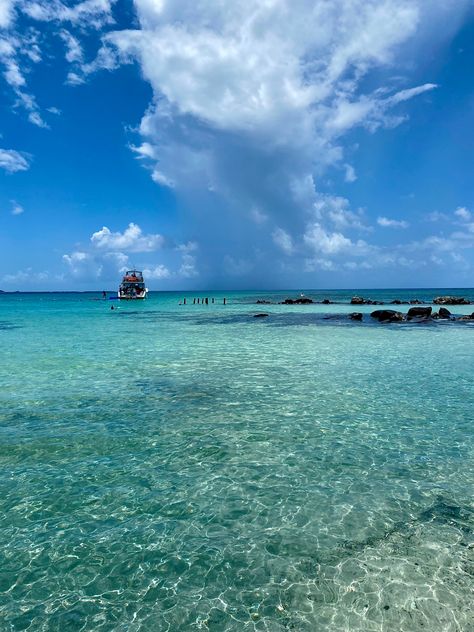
(118, 270, 148, 300)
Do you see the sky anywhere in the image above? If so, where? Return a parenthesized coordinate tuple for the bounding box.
(0, 0, 473, 291)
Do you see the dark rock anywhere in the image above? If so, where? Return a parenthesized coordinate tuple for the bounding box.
(407, 306, 432, 320)
(351, 296, 385, 305)
(321, 299, 333, 304)
(350, 296, 386, 305)
(281, 297, 314, 304)
(253, 313, 269, 318)
(256, 299, 272, 304)
(410, 299, 424, 304)
(438, 307, 451, 319)
(390, 299, 408, 305)
(458, 312, 474, 321)
(349, 312, 363, 321)
(371, 309, 404, 323)
(434, 296, 470, 305)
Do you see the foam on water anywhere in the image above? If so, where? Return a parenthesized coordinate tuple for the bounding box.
(0, 291, 473, 631)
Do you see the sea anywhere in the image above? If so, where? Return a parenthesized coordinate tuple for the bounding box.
(1, 289, 473, 631)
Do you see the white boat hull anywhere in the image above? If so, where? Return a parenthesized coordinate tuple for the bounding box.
(118, 290, 148, 300)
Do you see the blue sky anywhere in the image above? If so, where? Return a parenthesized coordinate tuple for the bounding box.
(1, 0, 473, 290)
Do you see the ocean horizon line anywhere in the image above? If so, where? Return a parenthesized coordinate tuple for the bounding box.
(2, 286, 474, 294)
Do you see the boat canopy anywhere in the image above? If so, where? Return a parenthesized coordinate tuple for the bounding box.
(122, 270, 144, 282)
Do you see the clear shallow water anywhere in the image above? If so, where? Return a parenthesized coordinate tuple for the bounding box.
(1, 290, 473, 631)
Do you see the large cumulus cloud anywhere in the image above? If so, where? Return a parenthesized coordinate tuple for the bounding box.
(91, 0, 472, 285)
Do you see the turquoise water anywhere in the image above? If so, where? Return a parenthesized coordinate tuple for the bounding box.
(1, 290, 473, 631)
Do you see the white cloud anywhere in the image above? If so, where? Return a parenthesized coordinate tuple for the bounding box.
(303, 223, 354, 255)
(106, 1, 433, 141)
(176, 241, 198, 253)
(250, 207, 268, 225)
(91, 222, 164, 252)
(0, 0, 114, 128)
(151, 168, 174, 188)
(131, 142, 156, 160)
(0, 31, 47, 126)
(60, 29, 83, 63)
(96, 0, 467, 198)
(313, 194, 369, 232)
(143, 264, 170, 279)
(62, 227, 199, 282)
(272, 227, 294, 255)
(344, 163, 357, 183)
(3, 58, 25, 87)
(0, 0, 17, 28)
(22, 0, 114, 28)
(62, 249, 130, 280)
(62, 250, 89, 266)
(328, 98, 376, 133)
(2, 267, 48, 284)
(297, 201, 474, 275)
(11, 201, 23, 215)
(0, 148, 30, 172)
(28, 110, 48, 128)
(66, 71, 85, 86)
(377, 216, 409, 228)
(305, 257, 337, 272)
(388, 83, 437, 105)
(454, 206, 471, 221)
(426, 211, 449, 222)
(328, 83, 437, 134)
(103, 251, 129, 269)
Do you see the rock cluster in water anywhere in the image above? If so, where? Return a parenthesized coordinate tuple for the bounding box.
(258, 294, 471, 307)
(390, 299, 424, 305)
(256, 296, 472, 317)
(350, 296, 384, 305)
(433, 296, 471, 305)
(351, 296, 427, 305)
(369, 306, 474, 323)
(252, 302, 474, 323)
(280, 297, 315, 304)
